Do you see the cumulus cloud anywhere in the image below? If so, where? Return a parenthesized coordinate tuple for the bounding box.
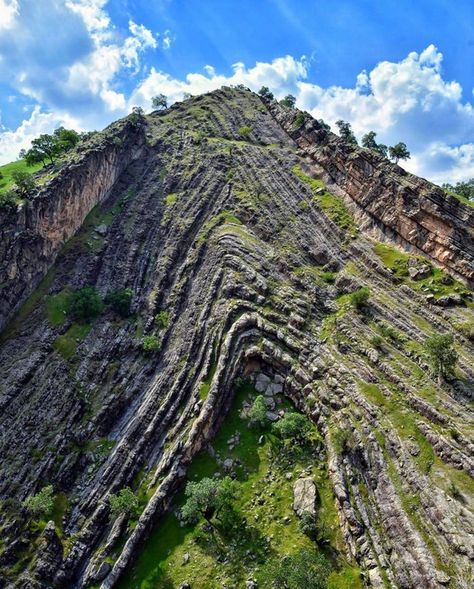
(0, 0, 18, 30)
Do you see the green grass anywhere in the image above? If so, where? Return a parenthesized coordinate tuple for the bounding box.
(117, 382, 361, 589)
(373, 242, 471, 299)
(292, 166, 358, 237)
(45, 289, 71, 326)
(164, 193, 178, 206)
(53, 323, 91, 359)
(0, 159, 43, 193)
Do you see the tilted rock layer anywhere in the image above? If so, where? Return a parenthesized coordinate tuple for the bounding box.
(0, 88, 473, 589)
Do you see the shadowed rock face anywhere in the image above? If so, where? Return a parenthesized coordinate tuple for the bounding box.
(0, 88, 473, 589)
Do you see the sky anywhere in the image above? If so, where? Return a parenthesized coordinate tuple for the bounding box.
(0, 0, 473, 184)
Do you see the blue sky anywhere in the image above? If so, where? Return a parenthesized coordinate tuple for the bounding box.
(0, 0, 473, 183)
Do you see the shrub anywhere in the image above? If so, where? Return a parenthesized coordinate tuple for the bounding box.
(280, 94, 296, 108)
(0, 190, 18, 210)
(154, 310, 170, 329)
(247, 395, 269, 429)
(105, 288, 133, 317)
(238, 126, 252, 138)
(350, 287, 370, 310)
(109, 487, 139, 519)
(260, 549, 331, 589)
(272, 412, 311, 443)
(142, 335, 161, 353)
(23, 485, 54, 518)
(299, 512, 318, 540)
(11, 170, 35, 197)
(370, 334, 383, 349)
(293, 112, 305, 129)
(424, 334, 458, 383)
(66, 286, 104, 322)
(181, 476, 240, 526)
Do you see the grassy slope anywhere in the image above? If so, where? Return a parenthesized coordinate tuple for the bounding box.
(117, 383, 361, 589)
(0, 160, 43, 193)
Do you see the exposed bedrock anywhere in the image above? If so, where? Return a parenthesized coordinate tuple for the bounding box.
(0, 88, 472, 589)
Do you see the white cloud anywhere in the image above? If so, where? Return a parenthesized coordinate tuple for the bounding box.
(0, 106, 81, 163)
(0, 0, 18, 30)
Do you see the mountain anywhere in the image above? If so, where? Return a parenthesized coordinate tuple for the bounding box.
(0, 87, 473, 589)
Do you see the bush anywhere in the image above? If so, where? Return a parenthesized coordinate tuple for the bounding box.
(23, 485, 54, 518)
(109, 487, 139, 519)
(0, 190, 18, 210)
(66, 286, 104, 322)
(154, 310, 170, 329)
(299, 512, 318, 540)
(238, 126, 252, 138)
(260, 549, 331, 589)
(181, 476, 240, 526)
(142, 335, 161, 353)
(247, 395, 269, 429)
(11, 170, 35, 197)
(272, 412, 311, 443)
(280, 94, 296, 108)
(105, 288, 133, 317)
(350, 287, 370, 310)
(370, 334, 383, 349)
(293, 112, 305, 129)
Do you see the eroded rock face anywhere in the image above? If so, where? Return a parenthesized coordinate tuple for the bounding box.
(0, 88, 472, 589)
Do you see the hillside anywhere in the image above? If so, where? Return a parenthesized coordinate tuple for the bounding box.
(0, 87, 473, 589)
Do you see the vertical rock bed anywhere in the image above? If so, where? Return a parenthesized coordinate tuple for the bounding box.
(115, 378, 361, 589)
(0, 87, 473, 589)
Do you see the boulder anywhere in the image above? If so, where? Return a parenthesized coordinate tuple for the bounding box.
(293, 477, 317, 517)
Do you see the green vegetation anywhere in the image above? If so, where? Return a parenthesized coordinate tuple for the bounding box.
(109, 487, 140, 519)
(294, 112, 306, 129)
(151, 94, 168, 110)
(21, 127, 80, 166)
(442, 178, 474, 206)
(361, 131, 387, 157)
(388, 142, 410, 164)
(273, 412, 312, 442)
(142, 335, 161, 353)
(424, 334, 458, 383)
(45, 289, 71, 326)
(260, 549, 331, 589)
(247, 395, 269, 429)
(280, 94, 296, 108)
(53, 323, 91, 359)
(238, 125, 252, 138)
(349, 287, 370, 310)
(117, 381, 361, 589)
(335, 120, 357, 145)
(258, 86, 274, 100)
(181, 476, 240, 527)
(0, 159, 42, 194)
(23, 485, 54, 518)
(66, 286, 104, 322)
(164, 192, 178, 206)
(154, 310, 170, 329)
(292, 166, 358, 237)
(373, 242, 470, 299)
(105, 288, 133, 318)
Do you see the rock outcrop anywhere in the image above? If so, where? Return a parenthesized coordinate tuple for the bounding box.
(0, 87, 472, 589)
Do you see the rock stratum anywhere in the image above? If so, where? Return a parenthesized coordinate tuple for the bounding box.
(0, 87, 473, 589)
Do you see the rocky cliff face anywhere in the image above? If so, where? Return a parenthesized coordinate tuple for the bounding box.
(0, 119, 145, 332)
(0, 88, 473, 589)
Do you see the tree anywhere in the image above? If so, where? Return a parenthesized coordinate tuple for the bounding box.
(442, 178, 474, 202)
(317, 119, 331, 132)
(247, 395, 269, 429)
(109, 487, 139, 519)
(280, 94, 296, 108)
(53, 127, 80, 151)
(0, 190, 17, 210)
(350, 287, 370, 310)
(105, 288, 133, 318)
(142, 335, 161, 353)
(361, 131, 378, 150)
(425, 334, 458, 384)
(335, 120, 358, 145)
(260, 549, 331, 589)
(272, 412, 311, 443)
(389, 142, 410, 164)
(181, 476, 240, 526)
(11, 170, 35, 198)
(151, 94, 168, 110)
(258, 86, 274, 101)
(375, 143, 388, 157)
(182, 92, 193, 101)
(30, 133, 61, 164)
(23, 485, 54, 518)
(66, 286, 104, 322)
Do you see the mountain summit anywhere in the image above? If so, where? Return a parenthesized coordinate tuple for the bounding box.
(0, 87, 473, 589)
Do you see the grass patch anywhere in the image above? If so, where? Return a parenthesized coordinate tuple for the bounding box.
(292, 166, 358, 237)
(165, 193, 178, 206)
(0, 159, 43, 193)
(53, 323, 91, 359)
(45, 289, 71, 326)
(117, 382, 361, 589)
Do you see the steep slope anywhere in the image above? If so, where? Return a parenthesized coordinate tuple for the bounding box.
(0, 87, 473, 589)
